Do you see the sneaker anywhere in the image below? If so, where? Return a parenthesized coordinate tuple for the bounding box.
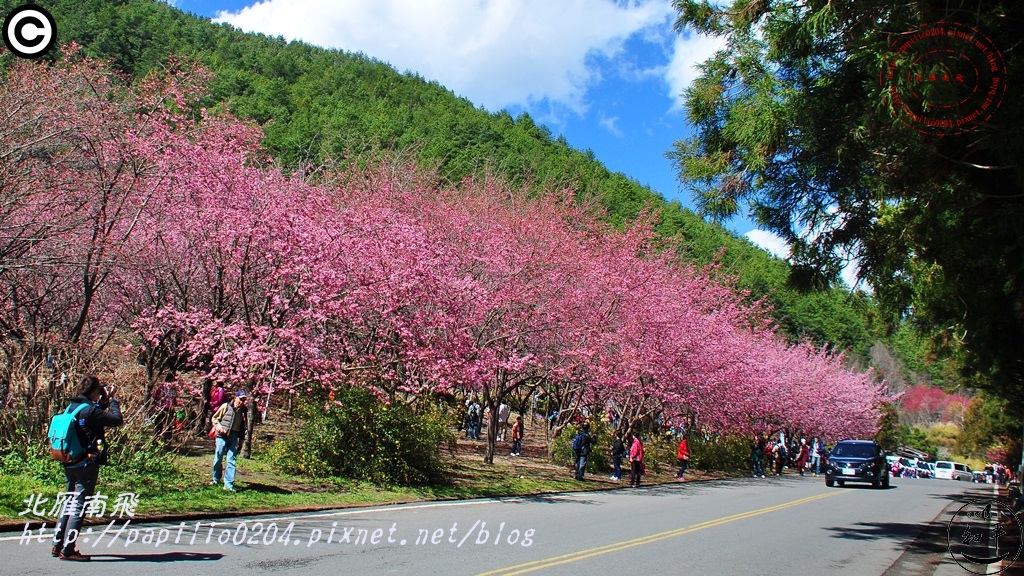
(51, 545, 60, 558)
(59, 550, 90, 562)
(223, 486, 236, 493)
(209, 480, 218, 486)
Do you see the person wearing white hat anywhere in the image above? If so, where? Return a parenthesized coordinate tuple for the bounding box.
(211, 389, 249, 492)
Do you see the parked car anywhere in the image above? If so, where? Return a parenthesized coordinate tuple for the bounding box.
(934, 460, 973, 481)
(891, 457, 919, 477)
(953, 463, 973, 480)
(915, 461, 933, 478)
(825, 439, 890, 488)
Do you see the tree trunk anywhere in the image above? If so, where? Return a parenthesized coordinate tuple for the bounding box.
(483, 395, 498, 464)
(197, 378, 212, 435)
(243, 393, 258, 458)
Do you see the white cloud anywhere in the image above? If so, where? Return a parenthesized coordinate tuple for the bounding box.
(836, 247, 864, 291)
(214, 0, 673, 113)
(664, 30, 726, 111)
(598, 114, 622, 137)
(746, 229, 865, 291)
(745, 229, 789, 259)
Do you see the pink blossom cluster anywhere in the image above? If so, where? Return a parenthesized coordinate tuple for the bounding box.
(899, 384, 971, 423)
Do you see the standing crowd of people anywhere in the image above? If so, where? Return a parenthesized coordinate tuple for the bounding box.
(571, 420, 663, 488)
(970, 463, 1014, 484)
(751, 433, 826, 478)
(461, 397, 839, 489)
(460, 400, 664, 488)
(147, 380, 237, 444)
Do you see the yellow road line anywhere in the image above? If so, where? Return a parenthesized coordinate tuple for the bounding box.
(478, 490, 847, 576)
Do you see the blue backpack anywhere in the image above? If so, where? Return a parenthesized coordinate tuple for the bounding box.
(47, 403, 89, 463)
(572, 433, 584, 453)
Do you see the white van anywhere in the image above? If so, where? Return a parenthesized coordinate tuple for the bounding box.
(935, 460, 973, 480)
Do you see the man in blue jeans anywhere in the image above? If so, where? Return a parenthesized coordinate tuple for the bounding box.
(573, 423, 594, 480)
(52, 375, 123, 561)
(211, 389, 249, 492)
(810, 437, 823, 476)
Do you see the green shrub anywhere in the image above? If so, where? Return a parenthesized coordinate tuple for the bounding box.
(645, 432, 678, 475)
(1, 445, 62, 484)
(269, 387, 456, 485)
(688, 434, 750, 471)
(102, 429, 183, 493)
(1, 423, 183, 497)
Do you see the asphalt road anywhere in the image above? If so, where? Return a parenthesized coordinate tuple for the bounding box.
(0, 475, 1006, 576)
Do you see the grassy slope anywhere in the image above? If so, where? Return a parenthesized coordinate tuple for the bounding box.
(1, 423, 735, 528)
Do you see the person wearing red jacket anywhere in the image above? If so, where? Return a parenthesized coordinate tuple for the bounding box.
(629, 433, 645, 488)
(676, 434, 691, 480)
(509, 416, 523, 456)
(794, 438, 811, 476)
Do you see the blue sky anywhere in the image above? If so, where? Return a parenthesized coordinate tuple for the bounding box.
(164, 0, 788, 257)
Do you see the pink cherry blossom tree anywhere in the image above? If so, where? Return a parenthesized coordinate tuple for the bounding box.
(1, 51, 889, 463)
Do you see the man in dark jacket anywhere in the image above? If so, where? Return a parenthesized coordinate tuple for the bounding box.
(52, 374, 123, 561)
(610, 430, 626, 480)
(211, 389, 249, 492)
(573, 423, 595, 480)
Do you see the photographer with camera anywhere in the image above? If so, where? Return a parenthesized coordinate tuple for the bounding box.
(51, 374, 123, 562)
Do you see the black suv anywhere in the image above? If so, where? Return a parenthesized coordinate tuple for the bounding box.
(824, 440, 890, 489)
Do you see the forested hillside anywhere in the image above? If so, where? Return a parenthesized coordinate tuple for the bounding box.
(0, 0, 879, 354)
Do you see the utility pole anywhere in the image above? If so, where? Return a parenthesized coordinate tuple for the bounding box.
(1019, 408, 1024, 480)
